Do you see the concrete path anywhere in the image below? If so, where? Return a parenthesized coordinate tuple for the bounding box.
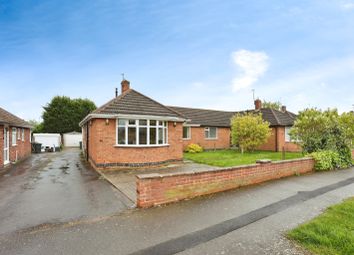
(100, 161, 220, 202)
(0, 148, 132, 235)
(0, 166, 353, 255)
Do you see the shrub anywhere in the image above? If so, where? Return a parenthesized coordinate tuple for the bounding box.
(231, 112, 271, 154)
(185, 143, 203, 153)
(310, 150, 340, 171)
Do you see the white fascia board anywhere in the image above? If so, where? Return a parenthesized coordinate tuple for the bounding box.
(79, 113, 186, 126)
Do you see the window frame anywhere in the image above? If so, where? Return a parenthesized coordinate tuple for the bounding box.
(204, 127, 218, 140)
(21, 128, 25, 141)
(182, 126, 191, 140)
(12, 128, 17, 146)
(116, 118, 169, 147)
(285, 126, 291, 142)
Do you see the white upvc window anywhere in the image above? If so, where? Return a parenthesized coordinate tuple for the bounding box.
(12, 128, 17, 146)
(285, 126, 291, 142)
(22, 128, 25, 141)
(183, 126, 191, 140)
(17, 128, 21, 140)
(117, 119, 168, 146)
(204, 127, 217, 139)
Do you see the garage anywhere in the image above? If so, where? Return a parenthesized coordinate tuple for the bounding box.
(63, 131, 82, 147)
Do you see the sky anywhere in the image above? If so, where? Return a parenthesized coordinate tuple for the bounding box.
(1, 0, 354, 121)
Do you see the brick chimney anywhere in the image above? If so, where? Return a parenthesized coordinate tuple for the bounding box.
(121, 79, 130, 94)
(281, 105, 287, 112)
(254, 99, 262, 110)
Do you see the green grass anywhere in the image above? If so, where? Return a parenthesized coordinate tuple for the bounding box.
(288, 197, 354, 255)
(183, 150, 304, 167)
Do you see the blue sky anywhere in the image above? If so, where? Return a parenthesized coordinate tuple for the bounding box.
(1, 0, 354, 121)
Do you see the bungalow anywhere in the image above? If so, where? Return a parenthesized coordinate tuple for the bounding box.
(80, 80, 300, 170)
(0, 107, 32, 169)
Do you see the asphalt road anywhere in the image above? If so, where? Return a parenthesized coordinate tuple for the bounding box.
(0, 161, 353, 255)
(0, 148, 131, 236)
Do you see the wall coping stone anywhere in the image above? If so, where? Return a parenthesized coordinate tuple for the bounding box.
(136, 157, 313, 180)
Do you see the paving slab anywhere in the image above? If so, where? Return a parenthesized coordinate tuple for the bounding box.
(98, 161, 220, 203)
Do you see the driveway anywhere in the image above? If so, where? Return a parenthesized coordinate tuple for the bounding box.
(0, 148, 133, 235)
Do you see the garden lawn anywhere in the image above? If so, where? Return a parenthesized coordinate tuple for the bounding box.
(184, 150, 304, 167)
(287, 197, 354, 255)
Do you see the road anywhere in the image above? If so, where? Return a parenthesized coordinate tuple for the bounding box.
(0, 150, 353, 255)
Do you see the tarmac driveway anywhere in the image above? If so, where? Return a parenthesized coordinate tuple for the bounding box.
(0, 148, 132, 235)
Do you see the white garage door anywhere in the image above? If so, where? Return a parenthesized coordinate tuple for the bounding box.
(63, 133, 82, 147)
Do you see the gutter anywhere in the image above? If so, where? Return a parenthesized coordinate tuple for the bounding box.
(79, 113, 187, 127)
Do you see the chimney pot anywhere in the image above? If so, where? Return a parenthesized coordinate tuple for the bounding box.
(121, 79, 130, 94)
(115, 88, 118, 97)
(254, 99, 262, 110)
(281, 105, 286, 112)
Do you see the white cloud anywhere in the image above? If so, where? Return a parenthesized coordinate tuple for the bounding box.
(341, 2, 354, 10)
(231, 49, 269, 91)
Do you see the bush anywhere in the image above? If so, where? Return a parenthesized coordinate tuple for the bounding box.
(185, 143, 203, 153)
(310, 150, 340, 171)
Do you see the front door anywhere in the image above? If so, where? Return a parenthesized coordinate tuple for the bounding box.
(3, 127, 9, 165)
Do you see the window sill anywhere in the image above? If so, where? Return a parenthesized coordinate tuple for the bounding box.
(183, 138, 191, 140)
(114, 144, 170, 148)
(205, 138, 218, 140)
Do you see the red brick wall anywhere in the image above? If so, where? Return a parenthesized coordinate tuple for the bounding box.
(0, 126, 31, 168)
(257, 127, 277, 151)
(257, 127, 301, 152)
(9, 127, 31, 163)
(183, 127, 230, 150)
(276, 127, 301, 152)
(352, 149, 354, 159)
(0, 125, 3, 167)
(87, 119, 184, 169)
(137, 157, 314, 208)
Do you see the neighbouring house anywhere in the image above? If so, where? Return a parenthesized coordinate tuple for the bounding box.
(169, 100, 300, 152)
(80, 80, 300, 170)
(0, 107, 32, 169)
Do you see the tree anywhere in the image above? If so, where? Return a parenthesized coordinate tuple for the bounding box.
(231, 112, 271, 153)
(27, 119, 44, 133)
(339, 111, 354, 147)
(290, 108, 352, 168)
(41, 96, 96, 133)
(262, 100, 282, 110)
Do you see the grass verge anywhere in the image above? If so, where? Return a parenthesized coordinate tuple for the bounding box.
(287, 197, 354, 255)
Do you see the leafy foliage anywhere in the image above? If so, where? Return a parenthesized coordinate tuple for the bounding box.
(231, 112, 271, 153)
(310, 150, 340, 171)
(27, 119, 44, 133)
(185, 143, 203, 153)
(290, 108, 352, 168)
(262, 100, 282, 110)
(41, 96, 96, 133)
(339, 112, 354, 148)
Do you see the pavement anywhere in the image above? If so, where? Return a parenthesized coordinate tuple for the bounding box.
(0, 154, 353, 255)
(100, 160, 220, 202)
(0, 148, 132, 236)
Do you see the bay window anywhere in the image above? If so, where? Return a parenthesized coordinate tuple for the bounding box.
(117, 119, 168, 146)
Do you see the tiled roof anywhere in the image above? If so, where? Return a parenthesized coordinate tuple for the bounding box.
(92, 89, 184, 119)
(0, 107, 32, 128)
(168, 106, 235, 127)
(168, 106, 297, 127)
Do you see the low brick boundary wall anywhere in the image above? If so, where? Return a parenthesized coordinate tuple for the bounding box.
(136, 158, 315, 208)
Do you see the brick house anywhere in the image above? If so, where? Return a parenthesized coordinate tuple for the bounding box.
(80, 80, 300, 170)
(0, 107, 32, 169)
(169, 100, 300, 152)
